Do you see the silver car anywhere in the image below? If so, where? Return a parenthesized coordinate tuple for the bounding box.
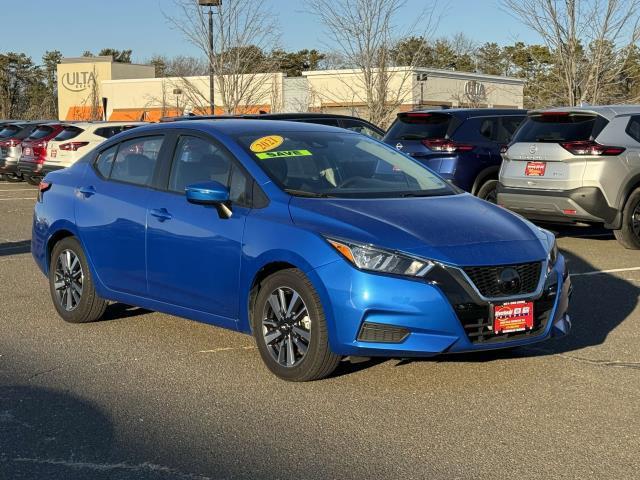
(498, 106, 640, 249)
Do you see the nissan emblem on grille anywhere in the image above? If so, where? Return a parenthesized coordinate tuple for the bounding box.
(497, 268, 521, 294)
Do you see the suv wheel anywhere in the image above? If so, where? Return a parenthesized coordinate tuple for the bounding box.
(26, 176, 41, 186)
(49, 237, 108, 323)
(614, 187, 640, 249)
(477, 179, 498, 203)
(251, 269, 341, 381)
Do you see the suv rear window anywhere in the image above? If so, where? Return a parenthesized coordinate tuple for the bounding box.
(54, 126, 84, 141)
(94, 125, 139, 139)
(512, 113, 608, 143)
(385, 113, 453, 140)
(0, 125, 22, 138)
(28, 126, 54, 140)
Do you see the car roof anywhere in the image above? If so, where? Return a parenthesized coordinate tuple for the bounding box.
(163, 112, 374, 121)
(405, 108, 527, 118)
(530, 105, 640, 120)
(60, 121, 146, 128)
(129, 119, 351, 136)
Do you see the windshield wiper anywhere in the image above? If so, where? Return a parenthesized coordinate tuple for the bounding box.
(284, 188, 332, 198)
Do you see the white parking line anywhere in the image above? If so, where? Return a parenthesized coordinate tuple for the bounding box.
(572, 267, 640, 277)
(0, 189, 37, 192)
(0, 197, 36, 201)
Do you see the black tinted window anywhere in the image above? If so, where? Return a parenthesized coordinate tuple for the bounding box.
(0, 125, 21, 138)
(54, 126, 83, 141)
(499, 116, 525, 143)
(169, 136, 231, 192)
(229, 163, 250, 205)
(513, 114, 607, 142)
(385, 113, 453, 140)
(479, 118, 497, 140)
(110, 136, 163, 186)
(28, 126, 54, 140)
(341, 119, 383, 139)
(626, 116, 640, 142)
(298, 118, 340, 127)
(95, 145, 118, 178)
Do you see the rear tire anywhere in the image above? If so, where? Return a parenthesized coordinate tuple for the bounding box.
(26, 176, 41, 186)
(613, 187, 640, 249)
(5, 174, 23, 183)
(49, 237, 108, 323)
(477, 179, 498, 203)
(251, 268, 341, 381)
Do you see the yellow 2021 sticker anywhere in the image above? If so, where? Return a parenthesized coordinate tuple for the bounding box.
(250, 135, 284, 153)
(256, 149, 313, 160)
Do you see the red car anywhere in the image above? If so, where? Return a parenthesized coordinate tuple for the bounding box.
(17, 123, 64, 185)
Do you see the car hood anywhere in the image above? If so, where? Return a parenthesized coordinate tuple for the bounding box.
(288, 193, 548, 267)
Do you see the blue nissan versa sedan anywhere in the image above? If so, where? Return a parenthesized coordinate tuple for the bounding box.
(32, 120, 572, 381)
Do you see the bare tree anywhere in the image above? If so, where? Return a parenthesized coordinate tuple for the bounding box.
(305, 0, 439, 128)
(501, 0, 640, 106)
(165, 0, 281, 114)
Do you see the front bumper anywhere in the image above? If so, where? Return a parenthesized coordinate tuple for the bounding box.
(312, 254, 571, 357)
(497, 184, 619, 226)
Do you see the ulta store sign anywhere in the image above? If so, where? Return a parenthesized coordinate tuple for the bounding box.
(61, 71, 97, 92)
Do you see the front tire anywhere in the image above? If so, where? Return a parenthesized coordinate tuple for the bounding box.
(613, 187, 640, 249)
(251, 269, 340, 381)
(49, 237, 108, 323)
(477, 179, 498, 203)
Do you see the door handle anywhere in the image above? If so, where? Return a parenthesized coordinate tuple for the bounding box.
(77, 185, 95, 197)
(150, 208, 173, 222)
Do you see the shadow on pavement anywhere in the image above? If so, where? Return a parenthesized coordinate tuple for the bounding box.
(0, 240, 31, 257)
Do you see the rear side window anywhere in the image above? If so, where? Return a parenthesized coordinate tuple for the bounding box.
(0, 125, 21, 138)
(28, 126, 54, 140)
(341, 119, 383, 140)
(479, 118, 498, 141)
(512, 114, 608, 143)
(625, 116, 640, 142)
(499, 116, 526, 143)
(95, 145, 118, 178)
(94, 125, 140, 139)
(110, 136, 163, 186)
(54, 126, 84, 142)
(385, 113, 453, 140)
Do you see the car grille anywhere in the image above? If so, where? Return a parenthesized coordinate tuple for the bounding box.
(463, 262, 542, 298)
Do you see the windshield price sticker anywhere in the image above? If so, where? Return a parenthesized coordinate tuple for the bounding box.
(256, 149, 313, 160)
(250, 135, 284, 153)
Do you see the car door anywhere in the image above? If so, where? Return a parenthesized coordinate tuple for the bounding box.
(145, 133, 251, 325)
(74, 134, 165, 295)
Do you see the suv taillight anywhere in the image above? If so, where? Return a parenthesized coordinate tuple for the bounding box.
(421, 138, 474, 153)
(60, 142, 89, 151)
(560, 140, 625, 156)
(0, 138, 20, 148)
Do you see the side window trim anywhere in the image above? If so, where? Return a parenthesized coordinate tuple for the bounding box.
(93, 143, 121, 180)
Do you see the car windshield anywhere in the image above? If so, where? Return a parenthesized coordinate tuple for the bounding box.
(384, 112, 453, 140)
(235, 131, 454, 198)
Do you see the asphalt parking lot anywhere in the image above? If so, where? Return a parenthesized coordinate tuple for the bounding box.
(0, 181, 638, 480)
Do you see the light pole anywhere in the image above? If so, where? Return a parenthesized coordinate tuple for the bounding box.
(198, 0, 222, 115)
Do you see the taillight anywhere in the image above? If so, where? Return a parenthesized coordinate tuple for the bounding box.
(0, 138, 20, 148)
(33, 141, 48, 163)
(559, 140, 625, 156)
(37, 181, 51, 202)
(59, 142, 89, 151)
(422, 138, 474, 153)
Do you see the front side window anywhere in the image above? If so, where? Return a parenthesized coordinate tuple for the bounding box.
(109, 136, 163, 186)
(169, 135, 251, 205)
(236, 131, 454, 198)
(95, 145, 118, 178)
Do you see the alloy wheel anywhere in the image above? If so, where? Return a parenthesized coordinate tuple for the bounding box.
(632, 201, 640, 238)
(262, 287, 311, 367)
(54, 249, 84, 311)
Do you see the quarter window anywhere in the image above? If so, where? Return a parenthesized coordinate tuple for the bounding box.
(626, 116, 640, 142)
(110, 136, 163, 186)
(341, 119, 383, 139)
(95, 145, 118, 178)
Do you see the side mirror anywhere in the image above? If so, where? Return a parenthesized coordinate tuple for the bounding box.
(185, 181, 232, 218)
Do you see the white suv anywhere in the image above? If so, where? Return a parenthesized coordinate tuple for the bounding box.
(43, 122, 146, 175)
(498, 106, 640, 249)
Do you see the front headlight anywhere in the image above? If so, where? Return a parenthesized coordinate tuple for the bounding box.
(326, 237, 434, 277)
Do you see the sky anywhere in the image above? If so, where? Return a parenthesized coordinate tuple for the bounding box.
(0, 0, 543, 63)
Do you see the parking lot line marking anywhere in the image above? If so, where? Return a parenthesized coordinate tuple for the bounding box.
(572, 266, 640, 277)
(0, 197, 36, 201)
(0, 189, 37, 192)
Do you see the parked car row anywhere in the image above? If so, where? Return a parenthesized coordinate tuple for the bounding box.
(5, 106, 640, 249)
(0, 120, 146, 185)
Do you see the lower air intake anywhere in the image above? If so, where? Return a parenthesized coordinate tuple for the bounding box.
(357, 322, 409, 343)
